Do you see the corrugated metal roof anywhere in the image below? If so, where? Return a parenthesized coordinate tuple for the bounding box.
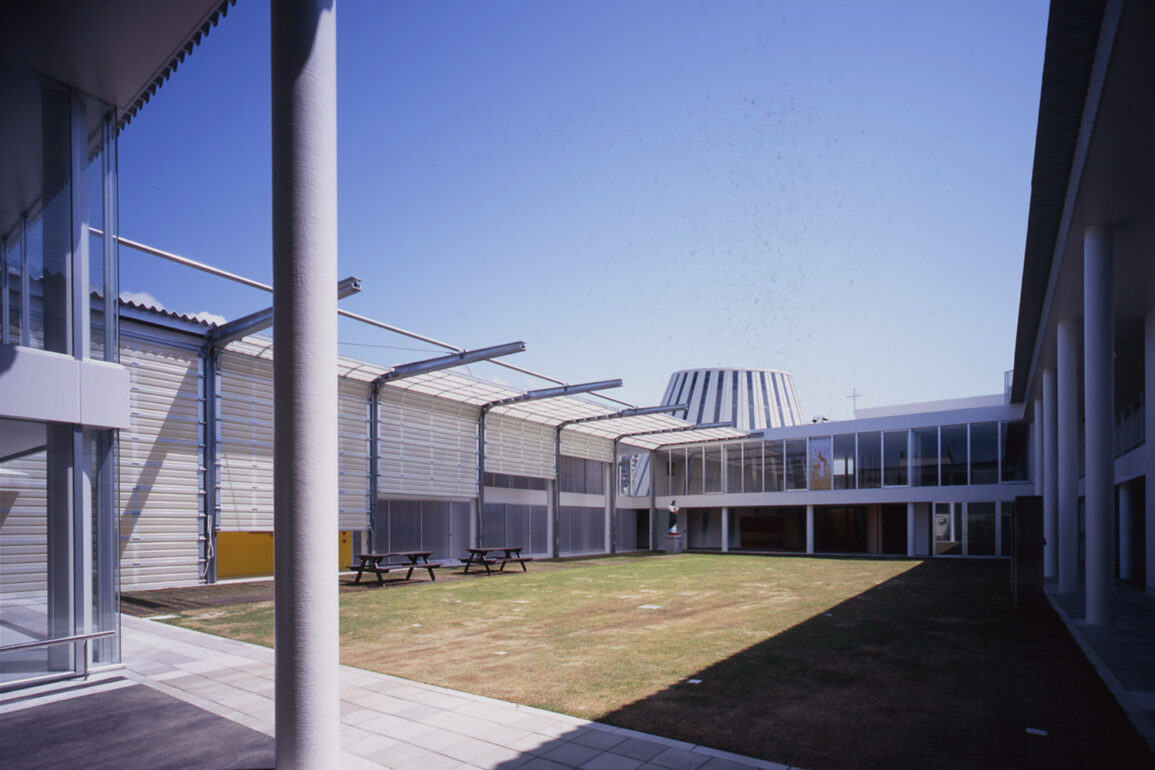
(120, 297, 216, 329)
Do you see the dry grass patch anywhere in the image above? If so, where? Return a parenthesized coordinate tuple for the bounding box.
(156, 554, 1152, 769)
(170, 554, 910, 717)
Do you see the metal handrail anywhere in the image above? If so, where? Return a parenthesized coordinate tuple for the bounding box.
(0, 629, 117, 654)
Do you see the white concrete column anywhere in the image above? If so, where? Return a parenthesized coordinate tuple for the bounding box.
(1042, 369, 1058, 579)
(1084, 226, 1114, 625)
(805, 505, 814, 554)
(1119, 481, 1133, 581)
(547, 480, 557, 558)
(721, 507, 729, 552)
(1057, 320, 1080, 594)
(1032, 397, 1043, 497)
(1146, 308, 1155, 595)
(906, 503, 916, 557)
(605, 464, 613, 554)
(271, 1, 340, 766)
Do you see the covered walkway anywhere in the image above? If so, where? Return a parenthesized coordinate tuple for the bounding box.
(1048, 581, 1155, 756)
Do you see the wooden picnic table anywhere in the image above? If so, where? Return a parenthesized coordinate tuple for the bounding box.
(349, 551, 443, 585)
(461, 546, 533, 574)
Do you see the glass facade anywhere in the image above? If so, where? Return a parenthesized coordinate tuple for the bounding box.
(651, 419, 1029, 498)
(0, 59, 121, 688)
(1000, 422, 1030, 483)
(703, 445, 723, 494)
(934, 502, 962, 555)
(969, 422, 998, 485)
(858, 431, 881, 489)
(739, 508, 805, 551)
(0, 419, 120, 686)
(740, 441, 762, 493)
(967, 502, 997, 556)
(0, 59, 118, 361)
(485, 472, 548, 491)
(883, 430, 908, 486)
(764, 440, 784, 492)
(940, 425, 968, 486)
(808, 436, 832, 491)
(832, 434, 855, 489)
(687, 447, 704, 495)
(558, 455, 605, 495)
(912, 427, 938, 487)
(785, 438, 806, 490)
(814, 506, 867, 553)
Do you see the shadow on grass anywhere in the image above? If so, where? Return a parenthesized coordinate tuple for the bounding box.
(496, 559, 1151, 770)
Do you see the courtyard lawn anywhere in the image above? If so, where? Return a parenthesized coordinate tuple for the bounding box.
(155, 554, 1151, 770)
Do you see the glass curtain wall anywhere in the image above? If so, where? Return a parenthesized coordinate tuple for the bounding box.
(857, 432, 881, 488)
(912, 427, 938, 487)
(686, 447, 704, 495)
(883, 430, 909, 486)
(764, 440, 784, 492)
(808, 436, 832, 490)
(0, 59, 120, 688)
(833, 434, 855, 489)
(703, 445, 723, 494)
(1000, 422, 1030, 483)
(785, 439, 806, 490)
(970, 422, 998, 485)
(740, 441, 762, 493)
(940, 425, 968, 485)
(967, 502, 997, 555)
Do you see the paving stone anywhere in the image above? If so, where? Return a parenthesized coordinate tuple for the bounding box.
(648, 747, 710, 770)
(540, 740, 603, 767)
(580, 751, 646, 770)
(608, 738, 668, 762)
(515, 757, 572, 770)
(570, 726, 628, 751)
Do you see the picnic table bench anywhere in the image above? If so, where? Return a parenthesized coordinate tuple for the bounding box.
(461, 546, 533, 574)
(348, 551, 443, 585)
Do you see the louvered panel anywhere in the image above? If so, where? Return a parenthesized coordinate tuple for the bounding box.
(119, 333, 204, 589)
(217, 349, 276, 532)
(486, 413, 555, 479)
(560, 430, 613, 462)
(338, 378, 370, 530)
(0, 453, 48, 600)
(376, 386, 479, 498)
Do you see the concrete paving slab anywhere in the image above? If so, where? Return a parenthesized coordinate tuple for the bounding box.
(0, 614, 781, 770)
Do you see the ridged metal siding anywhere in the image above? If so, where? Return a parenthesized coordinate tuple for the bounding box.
(661, 368, 805, 430)
(217, 340, 373, 532)
(118, 334, 204, 589)
(485, 413, 556, 479)
(376, 386, 479, 498)
(0, 452, 48, 606)
(560, 430, 613, 463)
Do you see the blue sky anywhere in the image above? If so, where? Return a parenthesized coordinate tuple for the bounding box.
(118, 0, 1049, 418)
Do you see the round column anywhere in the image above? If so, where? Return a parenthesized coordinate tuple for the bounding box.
(1057, 321, 1079, 594)
(271, 0, 340, 765)
(1119, 481, 1133, 581)
(1083, 225, 1114, 624)
(805, 505, 814, 554)
(906, 502, 916, 557)
(1042, 369, 1058, 579)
